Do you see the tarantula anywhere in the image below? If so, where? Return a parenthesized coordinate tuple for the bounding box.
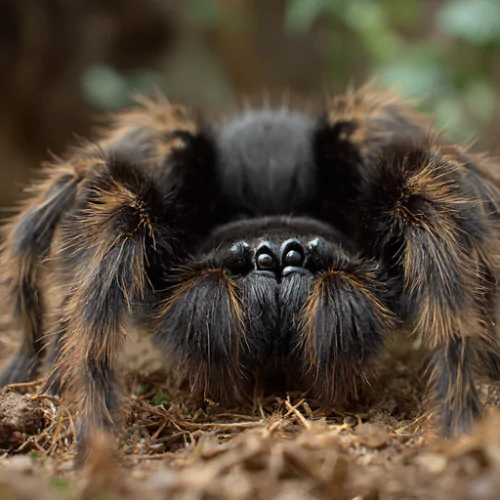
(1, 88, 500, 455)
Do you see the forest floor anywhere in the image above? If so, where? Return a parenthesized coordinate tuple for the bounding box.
(1, 314, 500, 500)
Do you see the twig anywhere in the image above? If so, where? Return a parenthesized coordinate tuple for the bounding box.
(151, 422, 167, 440)
(6, 379, 43, 390)
(284, 400, 312, 430)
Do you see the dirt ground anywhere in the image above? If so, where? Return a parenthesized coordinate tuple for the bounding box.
(1, 314, 500, 500)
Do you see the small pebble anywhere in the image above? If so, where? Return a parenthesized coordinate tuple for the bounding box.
(355, 423, 389, 449)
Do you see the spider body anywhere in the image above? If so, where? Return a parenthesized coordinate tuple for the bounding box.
(1, 88, 500, 454)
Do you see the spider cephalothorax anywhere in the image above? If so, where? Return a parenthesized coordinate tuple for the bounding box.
(1, 88, 500, 455)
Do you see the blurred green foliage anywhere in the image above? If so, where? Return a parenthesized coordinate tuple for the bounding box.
(286, 0, 500, 141)
(151, 393, 172, 407)
(81, 0, 500, 143)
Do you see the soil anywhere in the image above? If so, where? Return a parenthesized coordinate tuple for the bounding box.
(1, 316, 500, 499)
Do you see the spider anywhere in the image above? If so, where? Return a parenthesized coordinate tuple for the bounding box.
(1, 87, 500, 456)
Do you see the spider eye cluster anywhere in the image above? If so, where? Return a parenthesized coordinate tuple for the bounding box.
(230, 237, 310, 279)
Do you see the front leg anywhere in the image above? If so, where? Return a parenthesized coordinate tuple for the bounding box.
(298, 237, 393, 404)
(49, 160, 176, 456)
(360, 143, 494, 435)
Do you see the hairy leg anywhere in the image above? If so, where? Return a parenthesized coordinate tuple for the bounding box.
(0, 97, 216, 395)
(0, 163, 85, 385)
(297, 238, 393, 404)
(47, 159, 178, 455)
(442, 145, 500, 382)
(360, 142, 496, 435)
(156, 266, 248, 402)
(314, 88, 500, 432)
(314, 86, 430, 238)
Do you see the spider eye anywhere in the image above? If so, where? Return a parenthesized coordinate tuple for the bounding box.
(284, 249, 303, 267)
(257, 252, 275, 270)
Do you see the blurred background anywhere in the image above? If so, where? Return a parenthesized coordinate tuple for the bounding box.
(1, 0, 500, 213)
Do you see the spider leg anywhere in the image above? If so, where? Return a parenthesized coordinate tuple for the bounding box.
(315, 87, 500, 433)
(0, 164, 84, 385)
(42, 297, 72, 395)
(1, 97, 215, 391)
(443, 146, 500, 382)
(467, 265, 500, 383)
(48, 159, 179, 454)
(298, 237, 393, 404)
(360, 142, 497, 435)
(314, 86, 429, 238)
(156, 266, 248, 403)
(0, 96, 221, 459)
